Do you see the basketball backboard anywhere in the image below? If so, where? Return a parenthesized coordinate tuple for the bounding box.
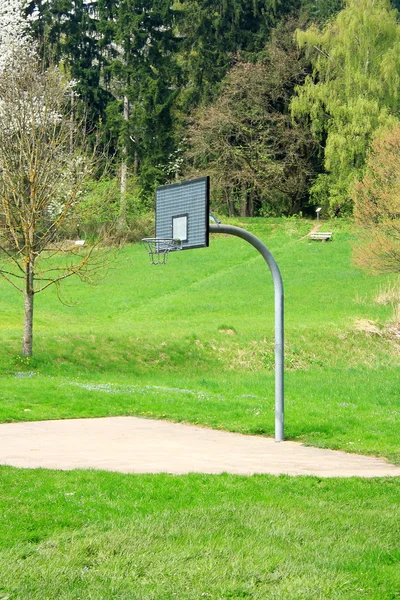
(155, 176, 210, 250)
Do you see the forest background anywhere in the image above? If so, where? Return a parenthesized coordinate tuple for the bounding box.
(13, 0, 400, 236)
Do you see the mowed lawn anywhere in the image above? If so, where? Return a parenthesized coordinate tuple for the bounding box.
(0, 469, 399, 600)
(0, 217, 399, 598)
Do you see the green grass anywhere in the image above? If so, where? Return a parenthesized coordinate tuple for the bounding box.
(0, 217, 399, 598)
(0, 469, 399, 599)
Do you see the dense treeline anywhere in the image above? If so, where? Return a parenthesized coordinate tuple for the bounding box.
(23, 0, 400, 219)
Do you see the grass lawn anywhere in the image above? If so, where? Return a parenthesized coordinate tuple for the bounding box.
(1, 469, 399, 599)
(0, 217, 399, 598)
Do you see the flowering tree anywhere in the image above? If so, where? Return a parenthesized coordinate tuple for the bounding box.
(0, 0, 33, 71)
(0, 4, 106, 357)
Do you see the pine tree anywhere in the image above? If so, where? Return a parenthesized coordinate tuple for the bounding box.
(178, 0, 293, 108)
(98, 0, 180, 198)
(26, 0, 113, 130)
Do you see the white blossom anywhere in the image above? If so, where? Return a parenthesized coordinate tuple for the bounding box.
(0, 0, 35, 73)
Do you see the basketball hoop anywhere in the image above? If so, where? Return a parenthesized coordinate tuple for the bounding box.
(141, 238, 182, 265)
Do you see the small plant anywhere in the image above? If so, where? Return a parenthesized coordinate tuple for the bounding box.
(375, 282, 400, 306)
(14, 355, 31, 369)
(374, 282, 400, 328)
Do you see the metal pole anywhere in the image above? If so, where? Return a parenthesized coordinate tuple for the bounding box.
(209, 224, 284, 441)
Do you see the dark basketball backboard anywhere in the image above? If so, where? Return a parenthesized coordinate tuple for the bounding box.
(155, 176, 210, 250)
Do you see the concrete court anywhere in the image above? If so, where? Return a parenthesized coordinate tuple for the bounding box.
(1, 416, 400, 477)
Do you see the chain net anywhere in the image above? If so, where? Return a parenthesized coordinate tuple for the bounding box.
(141, 238, 182, 265)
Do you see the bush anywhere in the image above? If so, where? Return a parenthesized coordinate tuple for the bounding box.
(61, 177, 155, 242)
(353, 122, 400, 274)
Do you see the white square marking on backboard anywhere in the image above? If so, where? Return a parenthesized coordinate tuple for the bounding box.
(172, 215, 188, 242)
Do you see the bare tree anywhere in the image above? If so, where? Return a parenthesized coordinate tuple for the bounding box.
(0, 49, 107, 357)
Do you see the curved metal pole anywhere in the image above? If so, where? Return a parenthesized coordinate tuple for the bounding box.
(210, 223, 284, 441)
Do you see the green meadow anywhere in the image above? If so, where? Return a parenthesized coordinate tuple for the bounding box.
(0, 218, 399, 599)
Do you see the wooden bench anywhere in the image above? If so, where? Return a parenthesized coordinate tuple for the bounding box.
(309, 231, 333, 242)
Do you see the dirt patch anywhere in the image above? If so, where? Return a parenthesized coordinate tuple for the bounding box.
(354, 318, 382, 336)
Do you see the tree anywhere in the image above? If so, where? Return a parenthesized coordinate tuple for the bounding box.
(23, 0, 316, 208)
(0, 47, 105, 357)
(25, 0, 114, 132)
(299, 0, 343, 23)
(97, 0, 181, 197)
(291, 0, 400, 215)
(0, 0, 32, 71)
(353, 122, 400, 274)
(185, 19, 317, 217)
(178, 0, 298, 109)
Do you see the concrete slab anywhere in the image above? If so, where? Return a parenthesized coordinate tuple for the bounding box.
(0, 416, 399, 477)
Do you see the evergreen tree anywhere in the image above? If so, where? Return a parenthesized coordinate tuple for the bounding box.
(27, 0, 181, 199)
(178, 0, 296, 108)
(300, 0, 343, 23)
(25, 0, 113, 133)
(98, 0, 181, 196)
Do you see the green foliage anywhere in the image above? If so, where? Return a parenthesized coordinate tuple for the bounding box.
(98, 0, 181, 193)
(178, 0, 289, 107)
(300, 0, 343, 23)
(291, 0, 400, 214)
(26, 0, 113, 131)
(23, 0, 400, 215)
(185, 19, 318, 217)
(71, 178, 154, 241)
(26, 0, 308, 205)
(26, 0, 181, 195)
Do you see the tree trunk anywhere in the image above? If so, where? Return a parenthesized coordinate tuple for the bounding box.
(119, 160, 128, 226)
(119, 95, 130, 232)
(70, 89, 74, 154)
(22, 263, 34, 357)
(225, 190, 234, 217)
(247, 190, 254, 217)
(240, 190, 248, 217)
